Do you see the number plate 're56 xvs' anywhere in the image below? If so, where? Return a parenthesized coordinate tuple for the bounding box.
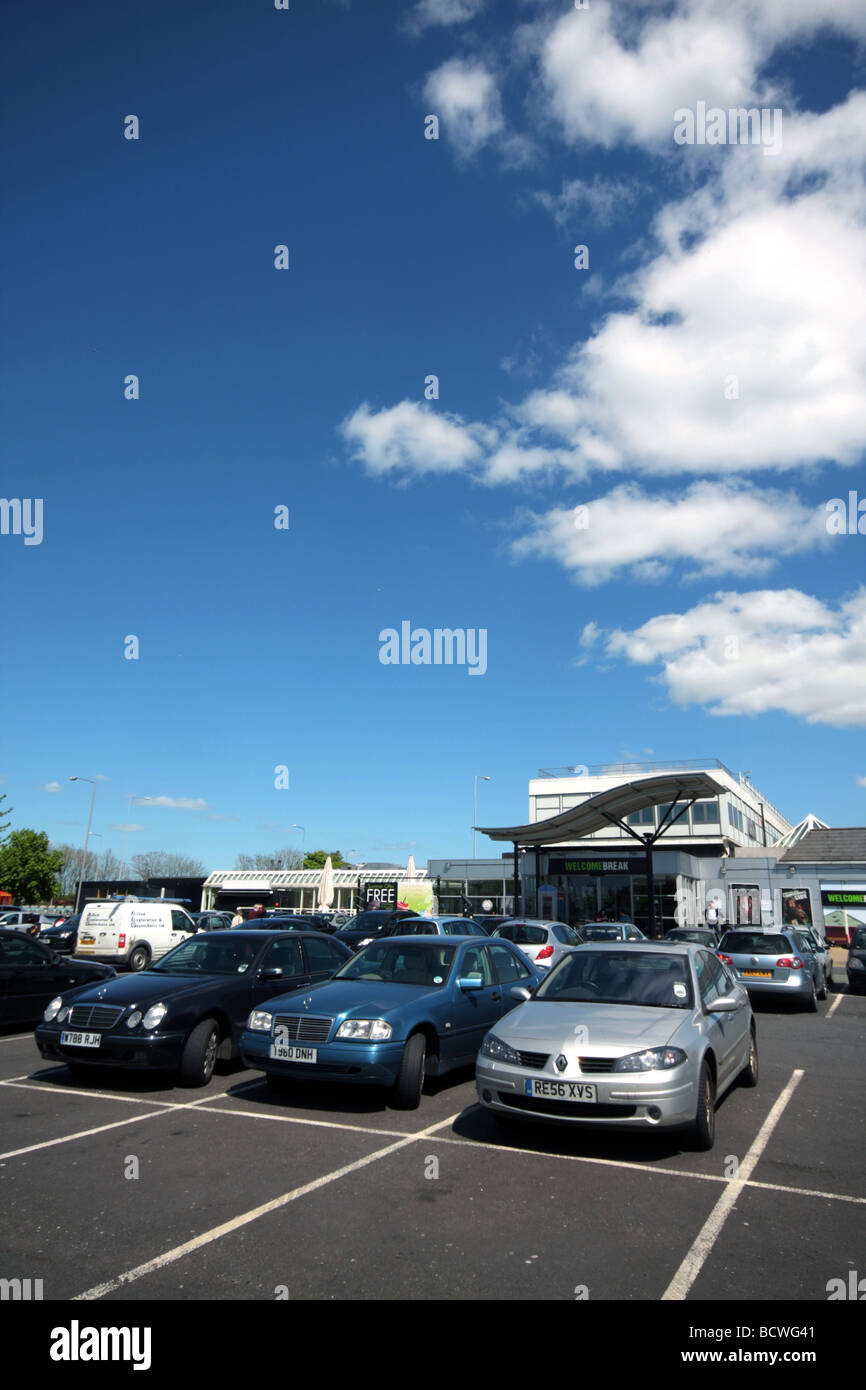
(525, 1079, 597, 1101)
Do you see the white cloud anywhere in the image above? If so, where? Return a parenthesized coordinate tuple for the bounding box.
(533, 176, 642, 229)
(403, 0, 485, 37)
(512, 482, 831, 584)
(423, 59, 504, 156)
(340, 400, 493, 476)
(45, 781, 62, 794)
(146, 796, 208, 811)
(602, 588, 866, 727)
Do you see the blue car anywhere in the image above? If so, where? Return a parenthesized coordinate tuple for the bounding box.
(240, 935, 545, 1108)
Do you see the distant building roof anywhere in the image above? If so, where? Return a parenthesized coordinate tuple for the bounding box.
(778, 828, 866, 864)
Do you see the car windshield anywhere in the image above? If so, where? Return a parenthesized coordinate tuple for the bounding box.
(333, 941, 457, 987)
(495, 923, 547, 945)
(535, 950, 694, 1008)
(850, 927, 866, 949)
(150, 936, 260, 975)
(581, 926, 622, 941)
(719, 932, 791, 955)
(666, 930, 714, 945)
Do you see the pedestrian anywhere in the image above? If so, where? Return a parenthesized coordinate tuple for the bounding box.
(230, 907, 245, 927)
(248, 902, 266, 921)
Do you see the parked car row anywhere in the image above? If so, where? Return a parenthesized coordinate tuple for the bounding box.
(28, 924, 769, 1152)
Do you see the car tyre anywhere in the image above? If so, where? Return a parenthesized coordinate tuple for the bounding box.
(818, 973, 828, 1001)
(739, 1025, 758, 1088)
(804, 980, 818, 1012)
(179, 1019, 219, 1087)
(128, 944, 150, 972)
(689, 1060, 716, 1151)
(392, 1032, 426, 1110)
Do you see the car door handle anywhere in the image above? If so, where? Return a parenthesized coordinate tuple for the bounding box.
(491, 992, 501, 1001)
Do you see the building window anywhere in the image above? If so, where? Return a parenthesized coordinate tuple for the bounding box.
(534, 796, 562, 815)
(627, 806, 655, 826)
(692, 799, 720, 825)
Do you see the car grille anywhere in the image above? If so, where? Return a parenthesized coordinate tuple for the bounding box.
(516, 1050, 549, 1069)
(577, 1057, 618, 1074)
(500, 1094, 636, 1119)
(273, 1014, 334, 1043)
(67, 1005, 125, 1030)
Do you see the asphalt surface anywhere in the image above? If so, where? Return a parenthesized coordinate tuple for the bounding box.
(1, 977, 863, 1303)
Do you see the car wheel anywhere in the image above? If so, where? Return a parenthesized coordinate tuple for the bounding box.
(128, 944, 150, 972)
(818, 972, 828, 1001)
(392, 1032, 426, 1110)
(739, 1025, 758, 1088)
(804, 980, 818, 1012)
(689, 1060, 716, 1151)
(179, 1019, 219, 1087)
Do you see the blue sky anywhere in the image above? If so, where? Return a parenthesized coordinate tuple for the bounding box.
(3, 0, 865, 872)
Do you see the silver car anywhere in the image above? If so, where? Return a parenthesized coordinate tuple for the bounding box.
(491, 919, 582, 972)
(717, 927, 823, 1009)
(476, 942, 756, 1150)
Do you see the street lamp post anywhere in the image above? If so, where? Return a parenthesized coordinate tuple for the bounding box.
(70, 777, 98, 913)
(119, 795, 150, 881)
(473, 776, 491, 859)
(292, 824, 306, 864)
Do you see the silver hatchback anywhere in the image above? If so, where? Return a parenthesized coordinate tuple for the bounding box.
(717, 927, 822, 1010)
(491, 919, 582, 972)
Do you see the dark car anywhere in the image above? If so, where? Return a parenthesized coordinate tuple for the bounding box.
(35, 929, 352, 1086)
(846, 926, 866, 995)
(192, 911, 234, 932)
(334, 910, 419, 950)
(262, 913, 337, 934)
(664, 928, 721, 949)
(38, 913, 82, 955)
(0, 929, 116, 1026)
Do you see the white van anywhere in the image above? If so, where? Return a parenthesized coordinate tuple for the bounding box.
(76, 899, 197, 971)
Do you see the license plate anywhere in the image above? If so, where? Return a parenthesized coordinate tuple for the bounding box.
(61, 1031, 101, 1048)
(741, 970, 772, 978)
(268, 1044, 317, 1063)
(525, 1079, 597, 1102)
(79, 936, 95, 944)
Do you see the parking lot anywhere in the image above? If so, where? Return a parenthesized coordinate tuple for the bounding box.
(1, 980, 864, 1304)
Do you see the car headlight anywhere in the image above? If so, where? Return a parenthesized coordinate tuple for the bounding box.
(849, 957, 865, 970)
(57, 1006, 69, 1023)
(126, 1010, 143, 1029)
(614, 1047, 687, 1072)
(142, 1002, 167, 1031)
(247, 1010, 274, 1032)
(335, 1019, 392, 1041)
(43, 996, 63, 1022)
(480, 1032, 521, 1065)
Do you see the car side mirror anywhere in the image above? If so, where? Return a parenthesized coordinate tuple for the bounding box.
(706, 996, 739, 1014)
(510, 985, 533, 1002)
(259, 967, 284, 980)
(457, 976, 483, 991)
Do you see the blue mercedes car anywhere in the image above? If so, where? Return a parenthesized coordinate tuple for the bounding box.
(240, 935, 545, 1108)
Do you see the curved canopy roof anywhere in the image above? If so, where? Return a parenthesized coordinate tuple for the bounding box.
(477, 772, 728, 847)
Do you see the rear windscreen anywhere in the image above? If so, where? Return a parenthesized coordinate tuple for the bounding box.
(720, 933, 790, 955)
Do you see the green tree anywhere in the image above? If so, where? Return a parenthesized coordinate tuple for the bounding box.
(303, 850, 352, 870)
(0, 829, 64, 903)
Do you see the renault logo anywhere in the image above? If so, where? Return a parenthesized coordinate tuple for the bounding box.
(555, 1054, 567, 1073)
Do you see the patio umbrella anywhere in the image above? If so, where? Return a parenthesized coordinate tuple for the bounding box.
(404, 854, 417, 879)
(317, 855, 335, 911)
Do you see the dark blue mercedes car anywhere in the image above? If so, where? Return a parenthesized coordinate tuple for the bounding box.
(240, 934, 546, 1108)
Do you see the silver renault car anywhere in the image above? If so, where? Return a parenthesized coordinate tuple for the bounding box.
(476, 942, 756, 1150)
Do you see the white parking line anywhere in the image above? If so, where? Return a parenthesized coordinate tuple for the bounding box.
(0, 1093, 221, 1161)
(661, 1069, 804, 1301)
(195, 1101, 414, 1141)
(72, 1111, 462, 1300)
(0, 1034, 32, 1043)
(0, 1079, 182, 1108)
(826, 993, 844, 1019)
